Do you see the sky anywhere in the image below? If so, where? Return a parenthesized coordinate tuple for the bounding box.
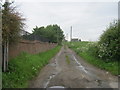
(10, 0, 118, 41)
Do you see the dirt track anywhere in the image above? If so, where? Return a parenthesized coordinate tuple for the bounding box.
(29, 46, 118, 88)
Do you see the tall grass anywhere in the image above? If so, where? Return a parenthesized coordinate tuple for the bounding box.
(2, 46, 61, 88)
(67, 42, 118, 75)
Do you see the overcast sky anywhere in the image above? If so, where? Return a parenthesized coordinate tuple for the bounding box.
(13, 0, 118, 41)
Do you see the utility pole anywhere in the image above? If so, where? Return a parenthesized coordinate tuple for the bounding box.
(0, 1, 2, 89)
(0, 0, 2, 68)
(70, 26, 72, 41)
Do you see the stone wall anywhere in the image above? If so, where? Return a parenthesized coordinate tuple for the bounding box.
(9, 40, 57, 59)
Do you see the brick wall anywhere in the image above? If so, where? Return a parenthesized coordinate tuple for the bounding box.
(9, 40, 57, 59)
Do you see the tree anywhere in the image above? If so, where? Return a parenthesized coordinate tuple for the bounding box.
(2, 1, 25, 71)
(32, 24, 64, 44)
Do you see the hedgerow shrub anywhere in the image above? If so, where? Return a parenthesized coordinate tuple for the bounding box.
(87, 42, 99, 57)
(98, 20, 120, 61)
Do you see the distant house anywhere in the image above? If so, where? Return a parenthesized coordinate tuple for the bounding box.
(71, 38, 81, 42)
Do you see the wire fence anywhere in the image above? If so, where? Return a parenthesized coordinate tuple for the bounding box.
(20, 30, 50, 42)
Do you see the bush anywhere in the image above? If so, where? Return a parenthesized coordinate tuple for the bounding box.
(98, 20, 120, 61)
(87, 42, 99, 57)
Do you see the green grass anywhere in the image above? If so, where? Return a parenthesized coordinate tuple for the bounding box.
(2, 46, 61, 88)
(66, 41, 119, 75)
(65, 55, 70, 64)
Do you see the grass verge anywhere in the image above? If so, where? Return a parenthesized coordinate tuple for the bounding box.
(66, 42, 118, 75)
(2, 46, 61, 88)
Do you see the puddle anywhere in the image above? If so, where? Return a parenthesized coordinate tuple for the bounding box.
(47, 86, 65, 90)
(109, 82, 118, 88)
(44, 57, 61, 88)
(44, 74, 56, 88)
(73, 55, 88, 73)
(76, 66, 88, 73)
(49, 63, 56, 67)
(73, 55, 101, 80)
(49, 86, 65, 88)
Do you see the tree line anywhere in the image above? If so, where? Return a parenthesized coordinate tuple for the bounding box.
(31, 25, 64, 44)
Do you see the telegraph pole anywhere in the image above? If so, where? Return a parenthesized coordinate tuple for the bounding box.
(70, 26, 72, 41)
(0, 0, 2, 69)
(0, 2, 2, 90)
